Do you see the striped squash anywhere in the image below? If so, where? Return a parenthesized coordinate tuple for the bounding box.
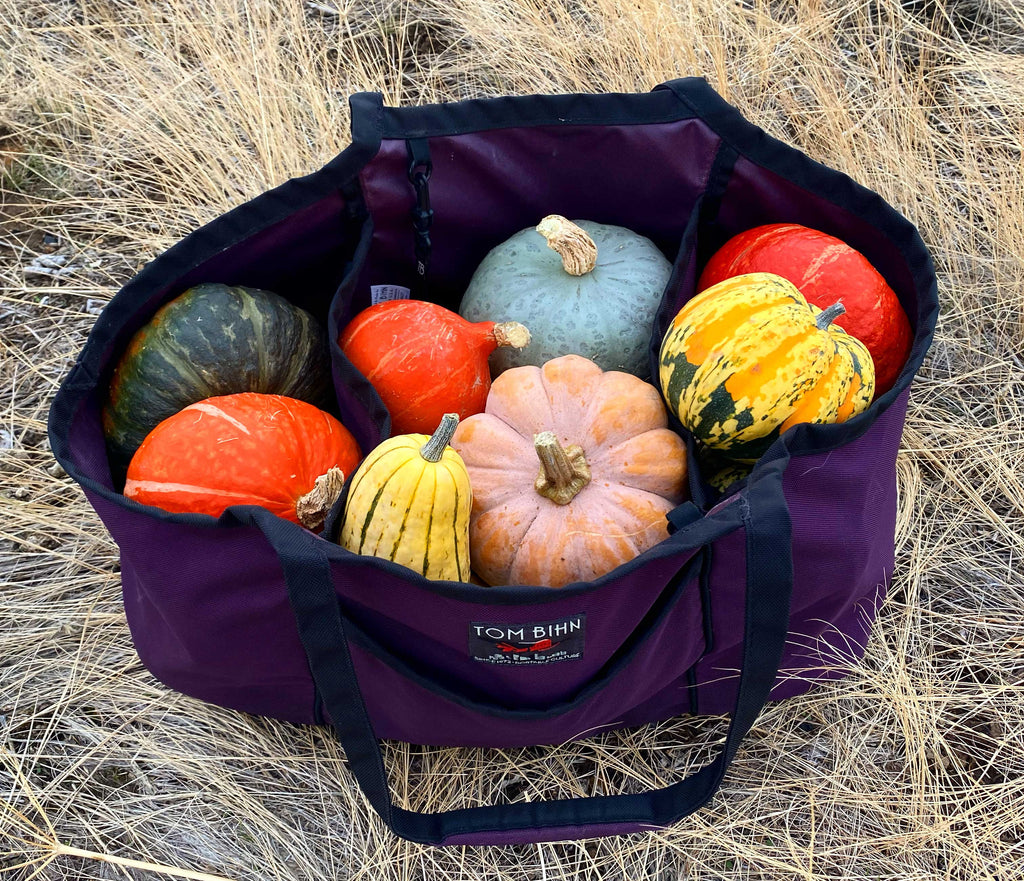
(659, 272, 875, 462)
(338, 413, 472, 582)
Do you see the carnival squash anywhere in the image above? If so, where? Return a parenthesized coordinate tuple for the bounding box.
(459, 215, 672, 379)
(124, 393, 361, 530)
(698, 223, 911, 394)
(338, 413, 472, 582)
(659, 272, 875, 462)
(451, 354, 688, 588)
(104, 283, 330, 470)
(338, 300, 529, 436)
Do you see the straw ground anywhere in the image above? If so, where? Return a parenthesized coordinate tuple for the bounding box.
(2, 0, 1022, 878)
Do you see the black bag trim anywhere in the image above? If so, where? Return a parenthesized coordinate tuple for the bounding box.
(325, 214, 395, 443)
(370, 87, 703, 140)
(695, 140, 741, 266)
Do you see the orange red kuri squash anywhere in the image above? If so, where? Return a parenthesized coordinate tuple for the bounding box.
(338, 299, 529, 435)
(124, 392, 361, 529)
(697, 223, 910, 394)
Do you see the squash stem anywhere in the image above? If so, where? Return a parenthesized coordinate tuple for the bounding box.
(296, 466, 347, 532)
(420, 413, 460, 463)
(816, 301, 846, 329)
(534, 431, 591, 505)
(536, 215, 598, 276)
(490, 321, 532, 349)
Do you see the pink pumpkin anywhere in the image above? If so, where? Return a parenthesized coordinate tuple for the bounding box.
(451, 354, 689, 587)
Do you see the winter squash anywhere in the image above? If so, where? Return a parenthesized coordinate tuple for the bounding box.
(124, 393, 359, 529)
(661, 273, 874, 462)
(705, 461, 753, 494)
(697, 223, 911, 394)
(659, 273, 875, 463)
(124, 393, 361, 530)
(338, 413, 472, 582)
(459, 215, 672, 379)
(699, 451, 754, 494)
(338, 299, 530, 436)
(451, 354, 688, 588)
(104, 283, 330, 470)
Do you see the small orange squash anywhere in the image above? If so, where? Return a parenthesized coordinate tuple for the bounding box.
(451, 354, 688, 587)
(338, 299, 530, 435)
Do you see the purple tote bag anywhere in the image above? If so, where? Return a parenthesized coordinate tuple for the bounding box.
(49, 78, 938, 846)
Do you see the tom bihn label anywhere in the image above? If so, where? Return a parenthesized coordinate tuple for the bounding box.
(469, 614, 586, 665)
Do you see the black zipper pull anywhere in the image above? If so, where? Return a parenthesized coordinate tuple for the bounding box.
(407, 139, 433, 281)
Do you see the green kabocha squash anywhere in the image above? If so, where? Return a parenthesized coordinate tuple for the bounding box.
(338, 413, 472, 582)
(103, 283, 330, 470)
(459, 215, 672, 379)
(659, 272, 875, 463)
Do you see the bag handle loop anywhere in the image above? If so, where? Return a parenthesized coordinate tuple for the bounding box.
(251, 455, 793, 847)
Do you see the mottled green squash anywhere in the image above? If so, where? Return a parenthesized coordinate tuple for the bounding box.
(698, 450, 754, 494)
(103, 283, 330, 470)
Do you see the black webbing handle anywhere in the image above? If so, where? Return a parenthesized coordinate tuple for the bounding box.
(249, 455, 794, 847)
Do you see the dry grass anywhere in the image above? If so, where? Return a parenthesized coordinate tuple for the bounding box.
(2, 0, 1023, 877)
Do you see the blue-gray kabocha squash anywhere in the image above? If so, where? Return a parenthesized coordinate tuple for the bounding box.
(459, 215, 672, 379)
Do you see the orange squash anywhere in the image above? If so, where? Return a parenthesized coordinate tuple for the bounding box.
(124, 393, 361, 530)
(338, 299, 530, 435)
(451, 354, 688, 587)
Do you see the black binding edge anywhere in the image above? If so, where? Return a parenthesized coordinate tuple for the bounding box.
(372, 87, 702, 139)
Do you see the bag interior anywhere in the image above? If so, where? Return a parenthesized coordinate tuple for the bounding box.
(60, 107, 931, 503)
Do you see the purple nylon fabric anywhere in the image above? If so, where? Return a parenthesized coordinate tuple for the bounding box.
(81, 436, 715, 733)
(351, 121, 721, 312)
(164, 193, 354, 317)
(693, 392, 908, 715)
(329, 543, 704, 713)
(86, 489, 318, 722)
(344, 565, 705, 747)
